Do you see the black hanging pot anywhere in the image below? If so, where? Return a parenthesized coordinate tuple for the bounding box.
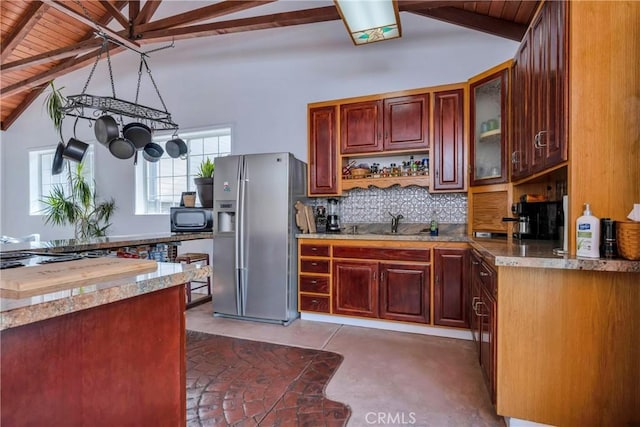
(63, 137, 89, 162)
(109, 136, 136, 160)
(52, 142, 65, 175)
(123, 122, 152, 150)
(165, 136, 187, 159)
(94, 115, 119, 146)
(142, 142, 164, 162)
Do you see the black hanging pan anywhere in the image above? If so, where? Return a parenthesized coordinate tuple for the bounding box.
(94, 114, 119, 146)
(123, 122, 152, 150)
(63, 118, 89, 162)
(165, 135, 187, 159)
(142, 142, 164, 162)
(109, 136, 136, 159)
(52, 142, 65, 175)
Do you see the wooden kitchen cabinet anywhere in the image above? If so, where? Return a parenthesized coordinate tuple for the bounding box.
(308, 106, 339, 195)
(298, 242, 331, 314)
(469, 249, 497, 405)
(433, 247, 469, 328)
(333, 260, 379, 318)
(383, 94, 430, 151)
(340, 100, 384, 154)
(379, 263, 430, 323)
(432, 88, 466, 191)
(469, 64, 509, 186)
(512, 0, 567, 180)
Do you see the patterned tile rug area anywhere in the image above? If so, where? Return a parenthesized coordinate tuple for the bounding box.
(186, 330, 351, 426)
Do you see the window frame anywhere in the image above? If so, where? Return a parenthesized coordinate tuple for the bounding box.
(134, 125, 233, 215)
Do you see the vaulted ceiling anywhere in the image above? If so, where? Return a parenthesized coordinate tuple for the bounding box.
(0, 0, 540, 130)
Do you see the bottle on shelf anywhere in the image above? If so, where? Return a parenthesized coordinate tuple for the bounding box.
(430, 211, 439, 236)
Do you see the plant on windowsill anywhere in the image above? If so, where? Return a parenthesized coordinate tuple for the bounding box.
(41, 145, 116, 240)
(194, 157, 215, 208)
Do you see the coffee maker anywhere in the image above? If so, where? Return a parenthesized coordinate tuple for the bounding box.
(326, 198, 341, 233)
(505, 200, 563, 240)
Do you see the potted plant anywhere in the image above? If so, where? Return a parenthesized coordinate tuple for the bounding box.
(41, 162, 116, 240)
(194, 157, 214, 208)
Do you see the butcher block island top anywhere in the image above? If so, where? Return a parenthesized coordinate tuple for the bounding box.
(0, 259, 212, 331)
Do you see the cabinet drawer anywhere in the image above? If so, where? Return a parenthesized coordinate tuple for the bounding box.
(300, 294, 330, 313)
(299, 275, 329, 294)
(479, 261, 496, 295)
(300, 244, 330, 257)
(333, 246, 430, 262)
(300, 259, 330, 274)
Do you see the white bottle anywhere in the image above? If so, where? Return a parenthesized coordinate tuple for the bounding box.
(576, 203, 600, 258)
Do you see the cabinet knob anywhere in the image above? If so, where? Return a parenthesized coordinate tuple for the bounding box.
(480, 271, 489, 277)
(311, 247, 318, 251)
(310, 280, 317, 284)
(311, 262, 318, 266)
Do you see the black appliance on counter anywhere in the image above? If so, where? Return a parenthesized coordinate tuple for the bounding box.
(503, 200, 563, 240)
(170, 207, 213, 232)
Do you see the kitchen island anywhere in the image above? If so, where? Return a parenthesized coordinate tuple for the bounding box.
(297, 229, 640, 426)
(0, 258, 211, 426)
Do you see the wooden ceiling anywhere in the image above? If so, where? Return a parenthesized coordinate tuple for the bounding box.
(0, 0, 540, 131)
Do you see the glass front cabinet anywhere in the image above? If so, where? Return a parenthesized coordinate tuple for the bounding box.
(469, 65, 509, 186)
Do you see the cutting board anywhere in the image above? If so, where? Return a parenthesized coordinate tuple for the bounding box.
(0, 257, 158, 299)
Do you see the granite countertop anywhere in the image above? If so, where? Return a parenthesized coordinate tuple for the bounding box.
(0, 261, 212, 331)
(297, 223, 640, 273)
(0, 232, 213, 254)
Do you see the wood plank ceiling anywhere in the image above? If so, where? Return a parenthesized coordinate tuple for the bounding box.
(0, 0, 540, 130)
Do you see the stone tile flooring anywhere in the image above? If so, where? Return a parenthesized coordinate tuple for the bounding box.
(186, 331, 350, 426)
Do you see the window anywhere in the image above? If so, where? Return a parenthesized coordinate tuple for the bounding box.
(135, 126, 232, 214)
(29, 145, 95, 215)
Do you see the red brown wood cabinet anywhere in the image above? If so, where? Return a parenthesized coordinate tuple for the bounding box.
(298, 243, 331, 313)
(432, 89, 466, 191)
(512, 0, 568, 180)
(0, 286, 186, 426)
(331, 245, 431, 323)
(340, 94, 429, 155)
(433, 247, 470, 328)
(308, 106, 339, 195)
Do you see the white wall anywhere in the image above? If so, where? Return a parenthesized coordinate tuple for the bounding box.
(0, 10, 518, 241)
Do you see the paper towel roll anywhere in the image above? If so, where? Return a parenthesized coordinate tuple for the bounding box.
(627, 203, 640, 221)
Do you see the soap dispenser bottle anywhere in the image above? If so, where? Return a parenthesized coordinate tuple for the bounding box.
(576, 203, 600, 258)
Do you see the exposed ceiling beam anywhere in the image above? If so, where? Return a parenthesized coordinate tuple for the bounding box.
(0, 84, 48, 131)
(0, 2, 49, 63)
(42, 0, 140, 50)
(1, 39, 102, 73)
(133, 0, 163, 26)
(139, 5, 341, 43)
(409, 6, 527, 41)
(1, 45, 126, 98)
(134, 1, 276, 35)
(129, 0, 140, 23)
(99, 0, 129, 29)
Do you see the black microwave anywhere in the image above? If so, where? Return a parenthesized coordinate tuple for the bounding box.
(170, 207, 213, 232)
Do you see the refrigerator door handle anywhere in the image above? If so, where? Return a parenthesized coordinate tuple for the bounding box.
(238, 156, 248, 316)
(235, 157, 245, 316)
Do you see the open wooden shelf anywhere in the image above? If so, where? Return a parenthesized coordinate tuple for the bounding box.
(341, 174, 429, 190)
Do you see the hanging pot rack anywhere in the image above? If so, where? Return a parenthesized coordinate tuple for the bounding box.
(60, 34, 179, 131)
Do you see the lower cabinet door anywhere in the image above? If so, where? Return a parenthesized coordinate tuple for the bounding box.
(479, 287, 497, 405)
(379, 263, 430, 323)
(433, 248, 470, 328)
(333, 260, 378, 318)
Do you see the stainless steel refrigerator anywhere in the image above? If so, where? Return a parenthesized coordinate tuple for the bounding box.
(212, 152, 307, 325)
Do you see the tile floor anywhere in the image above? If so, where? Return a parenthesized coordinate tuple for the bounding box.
(186, 302, 504, 427)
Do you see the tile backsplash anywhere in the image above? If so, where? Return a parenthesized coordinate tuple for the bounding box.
(310, 187, 467, 224)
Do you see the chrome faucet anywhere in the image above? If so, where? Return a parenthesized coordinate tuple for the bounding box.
(389, 212, 404, 233)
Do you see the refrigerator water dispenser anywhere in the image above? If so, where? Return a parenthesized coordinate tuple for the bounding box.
(215, 201, 235, 233)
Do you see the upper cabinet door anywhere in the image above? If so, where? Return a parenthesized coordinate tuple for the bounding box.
(432, 88, 466, 191)
(383, 93, 430, 151)
(340, 100, 384, 154)
(308, 106, 339, 195)
(469, 67, 509, 186)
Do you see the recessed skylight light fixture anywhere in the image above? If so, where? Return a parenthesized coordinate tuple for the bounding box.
(334, 0, 402, 45)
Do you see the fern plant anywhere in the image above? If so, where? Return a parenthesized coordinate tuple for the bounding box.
(41, 162, 116, 239)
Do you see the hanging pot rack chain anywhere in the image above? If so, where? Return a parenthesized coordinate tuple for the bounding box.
(60, 3, 178, 131)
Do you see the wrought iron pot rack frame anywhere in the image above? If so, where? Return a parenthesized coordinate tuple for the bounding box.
(60, 35, 179, 132)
